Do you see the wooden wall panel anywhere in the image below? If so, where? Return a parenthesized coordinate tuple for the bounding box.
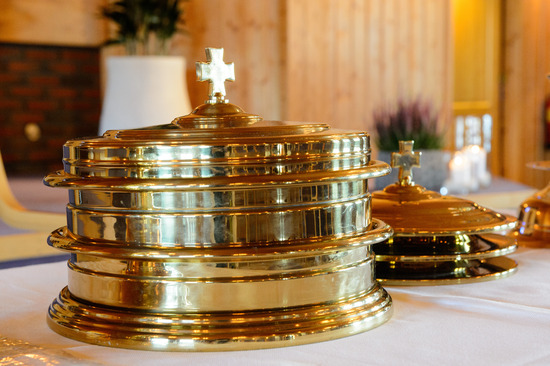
(0, 0, 107, 46)
(502, 0, 550, 188)
(173, 0, 285, 120)
(284, 0, 453, 145)
(453, 0, 500, 112)
(179, 0, 453, 144)
(452, 0, 502, 175)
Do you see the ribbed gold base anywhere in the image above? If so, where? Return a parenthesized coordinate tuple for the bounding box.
(48, 285, 392, 351)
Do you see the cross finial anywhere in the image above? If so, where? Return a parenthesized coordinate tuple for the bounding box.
(196, 48, 235, 104)
(391, 140, 421, 186)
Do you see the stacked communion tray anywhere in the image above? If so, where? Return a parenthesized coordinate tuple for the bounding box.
(44, 48, 394, 351)
(372, 141, 518, 285)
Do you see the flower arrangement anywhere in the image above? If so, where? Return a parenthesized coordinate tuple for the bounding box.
(101, 0, 185, 55)
(374, 99, 444, 151)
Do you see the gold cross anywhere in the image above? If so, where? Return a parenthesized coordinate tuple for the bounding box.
(196, 48, 235, 104)
(391, 140, 421, 186)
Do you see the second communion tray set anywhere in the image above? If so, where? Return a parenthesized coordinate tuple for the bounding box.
(371, 141, 517, 285)
(43, 48, 518, 352)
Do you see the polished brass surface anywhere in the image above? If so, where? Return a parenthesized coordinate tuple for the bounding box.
(66, 248, 375, 311)
(54, 126, 376, 180)
(49, 219, 392, 260)
(45, 160, 390, 189)
(372, 140, 517, 285)
(67, 180, 368, 210)
(65, 197, 371, 245)
(377, 256, 517, 285)
(45, 48, 393, 350)
(48, 284, 392, 352)
(510, 161, 550, 247)
(372, 184, 516, 236)
(374, 234, 517, 262)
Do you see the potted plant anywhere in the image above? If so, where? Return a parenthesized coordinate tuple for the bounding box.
(373, 99, 450, 191)
(101, 0, 184, 55)
(98, 0, 192, 133)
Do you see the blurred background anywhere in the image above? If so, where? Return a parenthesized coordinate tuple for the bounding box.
(1, 0, 549, 190)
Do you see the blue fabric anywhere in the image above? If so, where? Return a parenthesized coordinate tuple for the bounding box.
(0, 254, 69, 269)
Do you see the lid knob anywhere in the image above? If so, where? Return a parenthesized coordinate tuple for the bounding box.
(391, 140, 421, 186)
(196, 48, 235, 104)
(172, 47, 262, 128)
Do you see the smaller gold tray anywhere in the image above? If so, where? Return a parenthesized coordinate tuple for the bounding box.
(374, 234, 517, 262)
(376, 256, 517, 285)
(372, 141, 518, 285)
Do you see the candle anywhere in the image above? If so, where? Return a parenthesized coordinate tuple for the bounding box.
(462, 145, 491, 189)
(444, 151, 472, 194)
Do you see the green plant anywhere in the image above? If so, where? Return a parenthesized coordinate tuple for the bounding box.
(374, 99, 444, 151)
(101, 0, 185, 55)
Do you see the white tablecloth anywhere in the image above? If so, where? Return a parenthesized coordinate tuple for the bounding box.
(2, 247, 550, 365)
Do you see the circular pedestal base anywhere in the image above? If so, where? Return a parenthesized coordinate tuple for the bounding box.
(47, 285, 392, 351)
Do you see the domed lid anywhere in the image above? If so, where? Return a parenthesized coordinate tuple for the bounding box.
(372, 141, 516, 236)
(46, 48, 389, 189)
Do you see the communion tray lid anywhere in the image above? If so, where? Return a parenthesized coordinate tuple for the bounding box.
(45, 109, 389, 189)
(372, 183, 517, 236)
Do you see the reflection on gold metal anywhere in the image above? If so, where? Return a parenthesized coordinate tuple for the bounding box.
(510, 161, 550, 247)
(375, 257, 517, 285)
(373, 140, 518, 285)
(375, 234, 516, 262)
(48, 284, 392, 352)
(45, 48, 393, 351)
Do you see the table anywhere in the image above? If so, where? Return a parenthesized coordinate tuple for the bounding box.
(2, 247, 550, 365)
(1, 176, 547, 364)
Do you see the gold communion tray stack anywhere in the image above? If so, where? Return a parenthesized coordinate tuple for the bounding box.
(372, 141, 518, 285)
(510, 161, 550, 247)
(43, 48, 393, 351)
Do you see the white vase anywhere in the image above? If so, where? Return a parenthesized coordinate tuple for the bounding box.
(99, 56, 192, 134)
